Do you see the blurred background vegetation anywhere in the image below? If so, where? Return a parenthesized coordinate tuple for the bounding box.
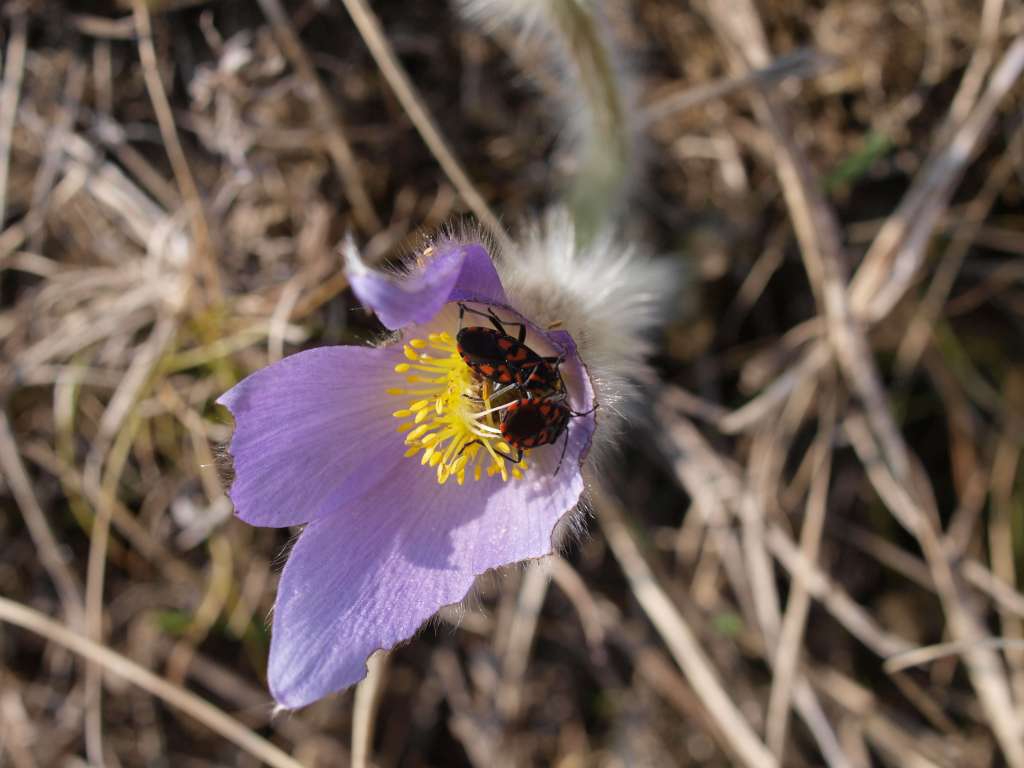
(2, 0, 1023, 766)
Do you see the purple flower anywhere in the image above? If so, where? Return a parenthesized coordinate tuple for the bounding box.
(218, 234, 599, 708)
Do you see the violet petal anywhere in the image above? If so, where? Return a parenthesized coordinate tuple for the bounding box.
(346, 240, 507, 330)
(445, 243, 509, 307)
(217, 345, 409, 528)
(268, 472, 482, 708)
(267, 355, 595, 707)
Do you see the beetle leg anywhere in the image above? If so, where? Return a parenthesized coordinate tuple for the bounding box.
(463, 382, 518, 410)
(553, 426, 570, 476)
(458, 438, 483, 457)
(485, 306, 527, 343)
(458, 302, 510, 337)
(497, 309, 527, 344)
(492, 443, 524, 465)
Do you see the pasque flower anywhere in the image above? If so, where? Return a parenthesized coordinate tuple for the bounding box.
(218, 210, 672, 708)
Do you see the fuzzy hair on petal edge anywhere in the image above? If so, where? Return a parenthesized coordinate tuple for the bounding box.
(402, 209, 677, 463)
(427, 498, 592, 635)
(495, 207, 678, 426)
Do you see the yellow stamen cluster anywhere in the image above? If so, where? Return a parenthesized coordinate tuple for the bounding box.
(388, 332, 528, 486)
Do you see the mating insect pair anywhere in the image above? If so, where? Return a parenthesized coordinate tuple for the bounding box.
(456, 303, 594, 475)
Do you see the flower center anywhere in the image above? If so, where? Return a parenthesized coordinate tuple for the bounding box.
(388, 331, 528, 486)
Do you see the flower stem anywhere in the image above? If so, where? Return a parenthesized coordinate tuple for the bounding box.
(548, 0, 632, 245)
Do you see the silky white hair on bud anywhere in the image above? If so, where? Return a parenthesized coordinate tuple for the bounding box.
(494, 208, 677, 446)
(454, 0, 553, 37)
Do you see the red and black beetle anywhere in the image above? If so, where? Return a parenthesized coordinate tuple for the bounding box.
(496, 396, 596, 476)
(455, 303, 565, 396)
(455, 304, 595, 475)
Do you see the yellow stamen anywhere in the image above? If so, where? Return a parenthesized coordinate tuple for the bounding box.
(388, 333, 528, 486)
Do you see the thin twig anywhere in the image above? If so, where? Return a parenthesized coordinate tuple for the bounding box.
(257, 0, 381, 235)
(963, 560, 1024, 620)
(766, 398, 835, 756)
(942, 0, 1006, 149)
(844, 412, 1024, 767)
(0, 8, 27, 228)
(496, 563, 550, 721)
(659, 394, 911, 767)
(715, 37, 1024, 438)
(550, 557, 752, 760)
(352, 652, 388, 768)
(765, 526, 915, 659)
(988, 413, 1024, 703)
(893, 131, 1022, 379)
(20, 440, 197, 587)
(337, 0, 512, 254)
(27, 53, 87, 253)
(885, 638, 1024, 674)
(131, 0, 222, 307)
(641, 48, 833, 125)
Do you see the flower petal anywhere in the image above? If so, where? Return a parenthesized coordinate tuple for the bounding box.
(443, 409, 592, 574)
(268, 474, 479, 708)
(345, 239, 507, 330)
(267, 391, 593, 707)
(444, 242, 509, 307)
(217, 345, 409, 527)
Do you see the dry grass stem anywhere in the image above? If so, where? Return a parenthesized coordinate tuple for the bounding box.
(496, 563, 550, 721)
(352, 651, 388, 768)
(0, 596, 303, 768)
(640, 48, 833, 125)
(765, 399, 835, 757)
(257, 0, 381, 235)
(131, 0, 221, 308)
(594, 482, 778, 768)
(337, 0, 512, 254)
(0, 9, 27, 228)
(885, 638, 1024, 674)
